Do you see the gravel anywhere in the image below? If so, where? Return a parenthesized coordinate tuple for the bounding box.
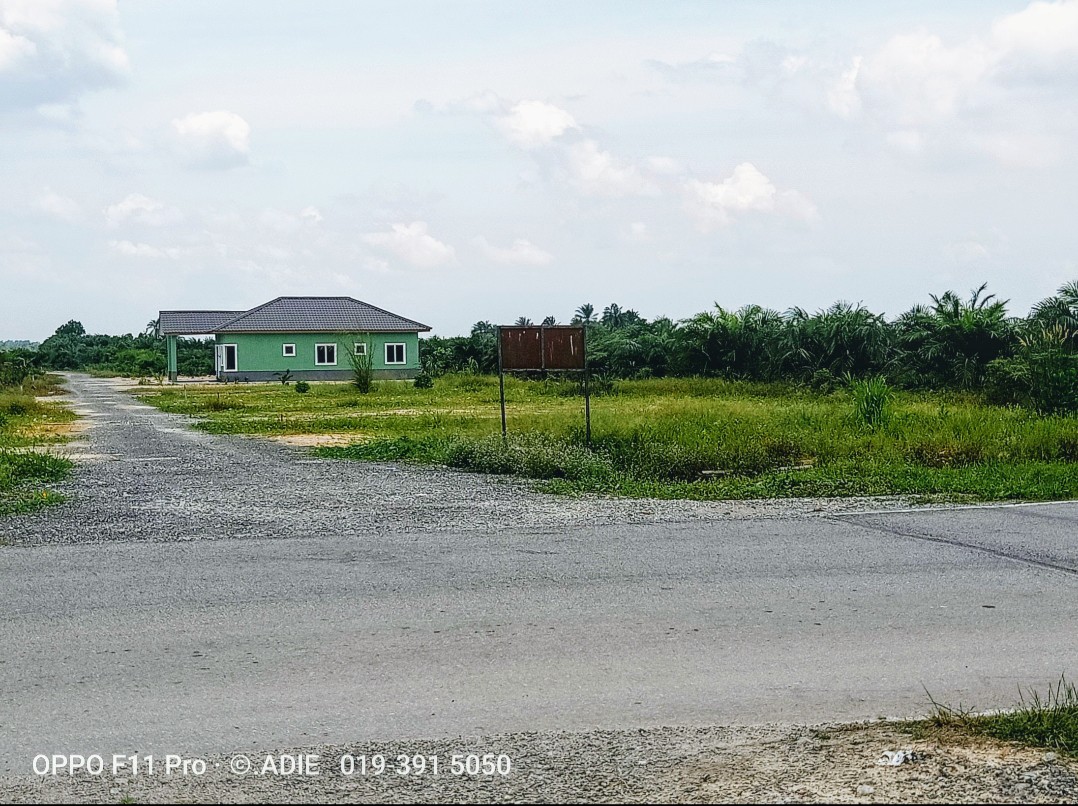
(2, 724, 1074, 803)
(1, 374, 933, 547)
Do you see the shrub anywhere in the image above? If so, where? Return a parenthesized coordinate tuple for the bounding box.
(444, 433, 615, 482)
(347, 337, 376, 394)
(294, 380, 310, 394)
(986, 326, 1078, 414)
(413, 371, 434, 389)
(1021, 325, 1078, 415)
(203, 395, 244, 412)
(984, 357, 1029, 406)
(809, 368, 840, 393)
(850, 376, 893, 430)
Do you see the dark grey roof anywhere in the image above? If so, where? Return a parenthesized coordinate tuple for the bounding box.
(214, 297, 430, 333)
(158, 310, 245, 335)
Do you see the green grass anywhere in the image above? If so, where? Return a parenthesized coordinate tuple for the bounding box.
(136, 374, 1078, 502)
(921, 677, 1078, 755)
(0, 379, 75, 516)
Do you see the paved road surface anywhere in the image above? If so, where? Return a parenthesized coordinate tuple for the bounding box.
(1, 375, 1076, 776)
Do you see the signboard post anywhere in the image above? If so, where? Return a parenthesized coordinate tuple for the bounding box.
(496, 325, 590, 446)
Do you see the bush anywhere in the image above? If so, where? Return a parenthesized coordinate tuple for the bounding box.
(986, 326, 1078, 414)
(444, 433, 615, 482)
(294, 380, 310, 394)
(413, 371, 434, 389)
(203, 396, 244, 412)
(809, 368, 840, 393)
(850, 376, 893, 430)
(984, 357, 1029, 406)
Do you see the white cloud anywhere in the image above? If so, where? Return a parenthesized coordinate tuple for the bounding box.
(827, 56, 861, 119)
(565, 139, 658, 198)
(946, 239, 991, 263)
(991, 0, 1078, 62)
(857, 32, 993, 128)
(684, 162, 815, 230)
(108, 239, 183, 260)
(104, 193, 182, 227)
(645, 156, 685, 176)
(473, 236, 553, 266)
(361, 221, 455, 268)
(33, 187, 81, 220)
(0, 0, 128, 111)
(0, 24, 35, 70)
(496, 100, 577, 148)
(624, 221, 652, 243)
(171, 110, 251, 169)
(841, 1, 1078, 164)
(300, 206, 323, 224)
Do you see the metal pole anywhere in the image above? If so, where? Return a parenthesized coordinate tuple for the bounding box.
(582, 326, 591, 448)
(497, 327, 507, 441)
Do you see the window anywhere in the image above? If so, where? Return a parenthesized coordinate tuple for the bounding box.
(315, 343, 337, 366)
(385, 343, 406, 364)
(353, 343, 367, 356)
(222, 344, 237, 372)
(282, 343, 296, 357)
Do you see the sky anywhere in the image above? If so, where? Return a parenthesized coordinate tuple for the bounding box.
(2, 0, 1077, 340)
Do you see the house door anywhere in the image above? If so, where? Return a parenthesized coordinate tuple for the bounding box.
(217, 344, 237, 375)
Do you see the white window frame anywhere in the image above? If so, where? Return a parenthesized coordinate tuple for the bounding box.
(353, 342, 368, 356)
(315, 343, 338, 366)
(385, 342, 406, 365)
(221, 343, 238, 372)
(282, 343, 296, 357)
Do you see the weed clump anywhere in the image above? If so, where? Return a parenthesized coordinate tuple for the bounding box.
(850, 376, 893, 430)
(928, 676, 1078, 754)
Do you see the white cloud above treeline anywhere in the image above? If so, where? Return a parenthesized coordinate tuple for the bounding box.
(473, 236, 553, 266)
(0, 0, 128, 112)
(362, 221, 456, 269)
(171, 110, 251, 169)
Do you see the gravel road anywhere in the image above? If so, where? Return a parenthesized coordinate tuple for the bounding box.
(0, 374, 932, 547)
(2, 374, 1076, 803)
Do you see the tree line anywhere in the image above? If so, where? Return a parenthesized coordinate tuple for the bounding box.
(420, 281, 1078, 413)
(3, 280, 1076, 412)
(0, 319, 213, 382)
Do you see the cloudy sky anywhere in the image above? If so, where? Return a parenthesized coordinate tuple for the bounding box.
(2, 0, 1077, 340)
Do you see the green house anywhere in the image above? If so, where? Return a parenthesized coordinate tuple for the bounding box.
(158, 296, 431, 382)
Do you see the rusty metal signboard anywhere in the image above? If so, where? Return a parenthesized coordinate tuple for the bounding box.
(499, 326, 585, 370)
(496, 324, 591, 444)
(499, 327, 544, 370)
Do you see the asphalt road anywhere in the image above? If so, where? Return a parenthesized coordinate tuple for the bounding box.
(1, 376, 1076, 776)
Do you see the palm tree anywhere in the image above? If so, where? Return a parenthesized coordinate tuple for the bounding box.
(602, 303, 625, 329)
(896, 283, 1012, 388)
(542, 316, 557, 326)
(514, 316, 534, 326)
(470, 321, 496, 337)
(1031, 280, 1078, 335)
(573, 303, 596, 324)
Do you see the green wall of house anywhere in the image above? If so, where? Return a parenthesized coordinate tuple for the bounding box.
(214, 332, 421, 375)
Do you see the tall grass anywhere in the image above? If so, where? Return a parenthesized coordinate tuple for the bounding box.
(0, 382, 75, 516)
(927, 676, 1078, 754)
(850, 376, 893, 430)
(138, 374, 1078, 502)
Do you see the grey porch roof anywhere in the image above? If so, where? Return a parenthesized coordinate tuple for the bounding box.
(158, 310, 245, 335)
(170, 297, 431, 334)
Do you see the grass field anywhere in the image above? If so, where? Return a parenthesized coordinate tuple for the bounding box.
(0, 376, 75, 516)
(135, 374, 1078, 502)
